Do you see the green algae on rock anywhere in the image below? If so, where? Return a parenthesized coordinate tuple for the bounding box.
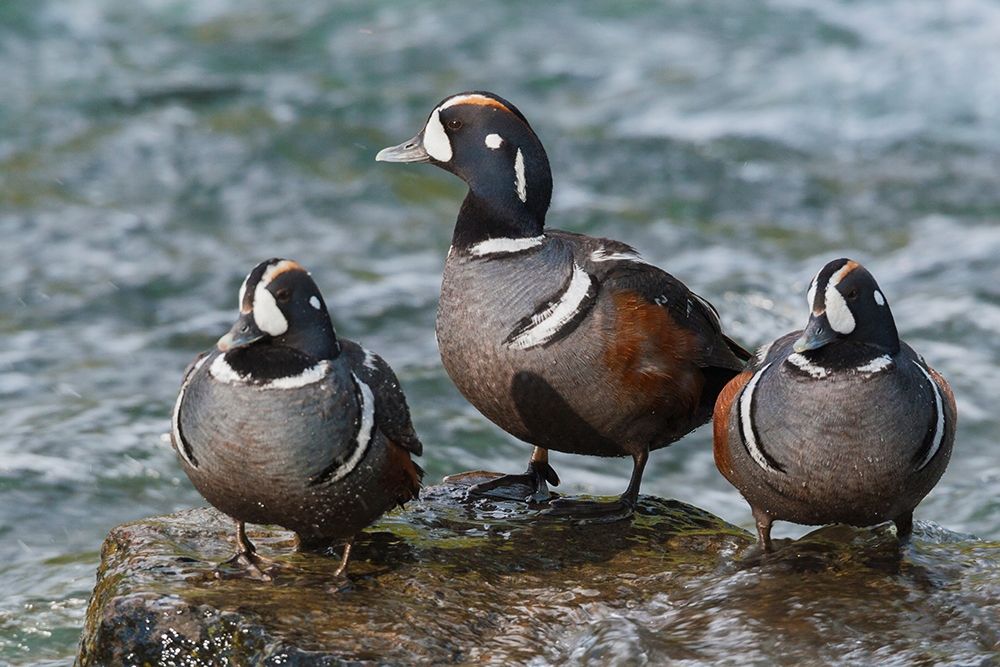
(77, 475, 1000, 665)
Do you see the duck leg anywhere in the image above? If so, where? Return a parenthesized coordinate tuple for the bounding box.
(467, 446, 561, 503)
(542, 447, 649, 523)
(752, 506, 774, 552)
(893, 511, 914, 543)
(333, 539, 354, 577)
(217, 520, 274, 580)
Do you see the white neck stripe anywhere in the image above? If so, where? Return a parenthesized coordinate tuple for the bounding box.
(855, 354, 894, 374)
(208, 355, 331, 389)
(507, 263, 593, 350)
(469, 235, 545, 256)
(786, 352, 830, 379)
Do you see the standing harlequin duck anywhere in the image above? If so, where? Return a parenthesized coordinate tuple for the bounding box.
(171, 258, 423, 578)
(713, 258, 956, 550)
(376, 91, 749, 518)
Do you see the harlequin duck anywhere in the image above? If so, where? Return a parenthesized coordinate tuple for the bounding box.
(171, 258, 423, 578)
(376, 91, 749, 518)
(713, 258, 956, 550)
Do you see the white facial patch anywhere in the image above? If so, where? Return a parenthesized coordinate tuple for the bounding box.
(423, 109, 452, 162)
(485, 133, 503, 149)
(506, 263, 594, 350)
(824, 284, 855, 335)
(309, 296, 321, 310)
(253, 286, 288, 336)
(514, 148, 527, 203)
(249, 260, 301, 337)
(874, 290, 886, 306)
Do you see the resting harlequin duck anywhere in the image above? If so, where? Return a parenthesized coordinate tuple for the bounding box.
(713, 258, 956, 550)
(377, 91, 749, 518)
(171, 258, 423, 578)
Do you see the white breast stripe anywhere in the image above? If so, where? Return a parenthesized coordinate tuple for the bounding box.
(171, 355, 209, 468)
(362, 347, 379, 372)
(507, 263, 593, 350)
(739, 363, 780, 473)
(469, 235, 545, 257)
(209, 354, 245, 383)
(786, 352, 830, 379)
(755, 340, 775, 364)
(266, 362, 330, 389)
(514, 148, 527, 203)
(913, 361, 946, 470)
(209, 354, 330, 389)
(324, 374, 376, 484)
(589, 248, 650, 266)
(855, 354, 894, 374)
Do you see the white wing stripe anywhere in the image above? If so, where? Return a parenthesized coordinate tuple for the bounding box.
(507, 263, 594, 350)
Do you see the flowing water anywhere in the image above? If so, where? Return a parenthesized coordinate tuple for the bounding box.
(1, 1, 999, 664)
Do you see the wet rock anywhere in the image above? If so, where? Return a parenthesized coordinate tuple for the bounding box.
(77, 474, 1000, 665)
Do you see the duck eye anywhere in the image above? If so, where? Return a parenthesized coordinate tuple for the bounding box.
(275, 288, 291, 303)
(447, 118, 463, 131)
(846, 289, 859, 300)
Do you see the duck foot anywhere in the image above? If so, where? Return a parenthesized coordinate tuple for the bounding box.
(215, 520, 275, 581)
(466, 455, 560, 503)
(540, 496, 635, 524)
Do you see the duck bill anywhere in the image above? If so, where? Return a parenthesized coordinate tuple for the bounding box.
(793, 313, 838, 353)
(217, 314, 267, 352)
(375, 132, 430, 163)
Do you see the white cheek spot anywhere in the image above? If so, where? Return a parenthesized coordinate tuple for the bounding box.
(423, 109, 452, 162)
(253, 287, 288, 336)
(514, 148, 527, 203)
(874, 290, 885, 306)
(309, 296, 321, 310)
(485, 133, 503, 149)
(824, 284, 855, 335)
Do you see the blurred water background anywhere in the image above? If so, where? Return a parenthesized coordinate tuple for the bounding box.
(1, 0, 999, 663)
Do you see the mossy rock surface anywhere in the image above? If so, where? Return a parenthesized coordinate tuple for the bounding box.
(77, 474, 1000, 665)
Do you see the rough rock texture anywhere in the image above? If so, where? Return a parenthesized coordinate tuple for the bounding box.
(77, 474, 1000, 665)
